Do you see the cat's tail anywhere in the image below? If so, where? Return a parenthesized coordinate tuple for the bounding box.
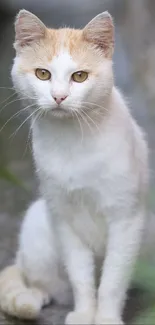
(0, 265, 44, 319)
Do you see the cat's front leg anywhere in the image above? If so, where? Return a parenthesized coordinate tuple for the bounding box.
(60, 223, 96, 325)
(95, 209, 144, 325)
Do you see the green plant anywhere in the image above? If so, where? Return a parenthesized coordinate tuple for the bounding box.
(0, 166, 24, 186)
(132, 260, 155, 324)
(0, 118, 25, 187)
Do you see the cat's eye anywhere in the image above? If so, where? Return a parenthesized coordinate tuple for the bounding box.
(72, 71, 88, 83)
(35, 69, 51, 81)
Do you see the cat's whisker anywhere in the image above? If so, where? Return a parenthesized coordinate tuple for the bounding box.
(72, 103, 105, 118)
(82, 101, 109, 112)
(66, 104, 98, 134)
(80, 109, 102, 135)
(0, 96, 31, 114)
(10, 107, 41, 140)
(0, 86, 16, 90)
(23, 108, 43, 157)
(74, 109, 94, 135)
(30, 107, 43, 133)
(0, 92, 17, 107)
(72, 100, 108, 113)
(0, 103, 37, 133)
(68, 103, 103, 134)
(22, 129, 32, 158)
(5, 86, 38, 101)
(73, 110, 84, 143)
(18, 92, 38, 101)
(83, 106, 106, 115)
(71, 102, 107, 117)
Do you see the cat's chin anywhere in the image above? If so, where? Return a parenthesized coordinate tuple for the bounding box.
(48, 108, 73, 119)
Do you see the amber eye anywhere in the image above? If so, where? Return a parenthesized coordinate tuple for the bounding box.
(35, 69, 51, 81)
(72, 71, 88, 83)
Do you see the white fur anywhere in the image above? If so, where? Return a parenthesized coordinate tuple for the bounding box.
(11, 51, 113, 117)
(0, 46, 148, 325)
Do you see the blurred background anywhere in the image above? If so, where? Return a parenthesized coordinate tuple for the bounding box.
(0, 0, 155, 324)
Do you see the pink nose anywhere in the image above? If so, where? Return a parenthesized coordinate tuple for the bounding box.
(53, 95, 68, 105)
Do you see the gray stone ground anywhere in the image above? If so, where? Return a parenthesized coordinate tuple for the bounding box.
(0, 1, 155, 324)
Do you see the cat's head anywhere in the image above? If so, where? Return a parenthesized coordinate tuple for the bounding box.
(12, 10, 114, 118)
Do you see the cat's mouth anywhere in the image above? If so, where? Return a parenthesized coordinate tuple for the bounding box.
(52, 107, 64, 112)
(50, 106, 72, 118)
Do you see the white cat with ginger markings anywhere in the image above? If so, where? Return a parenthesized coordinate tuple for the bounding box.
(0, 10, 148, 325)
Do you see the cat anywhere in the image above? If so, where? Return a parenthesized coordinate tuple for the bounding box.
(0, 9, 148, 325)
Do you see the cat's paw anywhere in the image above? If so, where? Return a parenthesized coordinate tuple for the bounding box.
(0, 291, 41, 319)
(95, 313, 124, 325)
(65, 310, 94, 325)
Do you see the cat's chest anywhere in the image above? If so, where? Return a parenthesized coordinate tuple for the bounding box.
(47, 154, 101, 189)
(34, 131, 104, 192)
(34, 134, 108, 254)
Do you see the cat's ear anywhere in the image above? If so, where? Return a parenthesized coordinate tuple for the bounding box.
(14, 9, 46, 50)
(83, 12, 114, 58)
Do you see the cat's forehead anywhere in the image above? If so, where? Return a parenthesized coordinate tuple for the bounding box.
(18, 28, 103, 72)
(50, 51, 77, 75)
(47, 28, 96, 68)
(48, 28, 84, 56)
